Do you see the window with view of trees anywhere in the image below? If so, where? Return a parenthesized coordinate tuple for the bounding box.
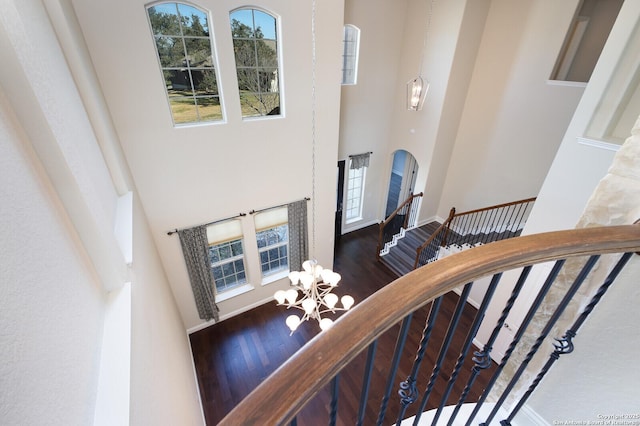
(206, 219, 246, 294)
(147, 3, 223, 125)
(254, 207, 289, 279)
(230, 8, 281, 118)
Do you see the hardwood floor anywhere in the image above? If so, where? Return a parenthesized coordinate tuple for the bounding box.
(190, 225, 495, 425)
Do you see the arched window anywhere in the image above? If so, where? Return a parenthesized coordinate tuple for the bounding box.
(230, 8, 281, 118)
(342, 24, 360, 85)
(147, 2, 223, 125)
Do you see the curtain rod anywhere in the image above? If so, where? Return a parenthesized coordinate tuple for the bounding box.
(349, 151, 373, 157)
(167, 212, 247, 236)
(249, 197, 310, 215)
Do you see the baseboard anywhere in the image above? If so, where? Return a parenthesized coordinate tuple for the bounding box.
(515, 404, 549, 426)
(187, 295, 274, 334)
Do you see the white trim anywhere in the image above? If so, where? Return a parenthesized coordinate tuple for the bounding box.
(577, 136, 622, 152)
(261, 269, 289, 286)
(187, 295, 274, 334)
(215, 283, 254, 303)
(187, 331, 207, 426)
(516, 404, 550, 426)
(94, 283, 131, 426)
(545, 79, 587, 88)
(341, 218, 380, 234)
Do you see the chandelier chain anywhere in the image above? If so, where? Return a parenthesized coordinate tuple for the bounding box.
(418, 0, 435, 76)
(310, 0, 317, 258)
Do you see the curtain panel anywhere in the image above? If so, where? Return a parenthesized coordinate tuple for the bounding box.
(178, 226, 219, 322)
(288, 199, 309, 271)
(350, 152, 370, 169)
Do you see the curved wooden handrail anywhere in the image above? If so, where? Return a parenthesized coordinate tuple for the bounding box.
(219, 224, 640, 425)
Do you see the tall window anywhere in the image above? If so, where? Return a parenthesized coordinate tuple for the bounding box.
(147, 2, 223, 125)
(346, 159, 366, 223)
(342, 25, 360, 85)
(230, 8, 281, 118)
(254, 207, 289, 279)
(206, 219, 246, 294)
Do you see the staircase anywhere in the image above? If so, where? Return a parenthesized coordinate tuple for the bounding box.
(380, 221, 440, 276)
(379, 197, 537, 274)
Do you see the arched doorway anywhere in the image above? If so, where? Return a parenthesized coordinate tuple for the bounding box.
(385, 150, 418, 218)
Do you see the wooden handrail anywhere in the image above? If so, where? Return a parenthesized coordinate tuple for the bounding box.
(220, 224, 640, 425)
(450, 196, 536, 218)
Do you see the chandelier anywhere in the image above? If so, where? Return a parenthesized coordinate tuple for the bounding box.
(274, 260, 354, 332)
(406, 0, 435, 111)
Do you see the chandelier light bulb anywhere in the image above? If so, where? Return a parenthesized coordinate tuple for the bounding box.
(274, 290, 286, 305)
(300, 273, 314, 289)
(324, 293, 338, 309)
(288, 271, 301, 285)
(302, 260, 313, 272)
(302, 298, 317, 315)
(319, 318, 334, 331)
(341, 295, 355, 310)
(285, 289, 299, 305)
(286, 315, 301, 331)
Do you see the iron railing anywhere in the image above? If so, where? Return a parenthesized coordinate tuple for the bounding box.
(377, 192, 423, 259)
(220, 224, 640, 425)
(415, 197, 536, 268)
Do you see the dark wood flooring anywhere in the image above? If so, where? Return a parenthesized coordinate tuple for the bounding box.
(190, 225, 495, 425)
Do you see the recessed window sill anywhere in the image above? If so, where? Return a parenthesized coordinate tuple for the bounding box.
(262, 270, 290, 286)
(215, 283, 254, 303)
(546, 79, 587, 88)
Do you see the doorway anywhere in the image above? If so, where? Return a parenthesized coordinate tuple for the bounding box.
(385, 150, 418, 218)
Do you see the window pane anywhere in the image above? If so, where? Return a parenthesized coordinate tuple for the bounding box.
(253, 10, 276, 40)
(233, 39, 257, 67)
(184, 38, 213, 67)
(170, 97, 198, 124)
(156, 36, 185, 67)
(165, 70, 191, 96)
(196, 97, 222, 122)
(191, 70, 218, 95)
(239, 91, 265, 117)
(148, 5, 181, 36)
(230, 9, 255, 37)
(178, 4, 209, 37)
(257, 40, 277, 67)
(258, 68, 277, 92)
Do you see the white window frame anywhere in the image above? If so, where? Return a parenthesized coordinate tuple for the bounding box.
(206, 219, 247, 294)
(341, 24, 360, 85)
(229, 7, 282, 118)
(345, 160, 366, 223)
(146, 2, 224, 126)
(254, 207, 289, 283)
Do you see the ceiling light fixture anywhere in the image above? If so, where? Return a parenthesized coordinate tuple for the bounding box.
(407, 0, 435, 111)
(273, 0, 354, 333)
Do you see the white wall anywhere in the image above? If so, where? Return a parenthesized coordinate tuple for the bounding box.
(339, 0, 408, 232)
(71, 0, 345, 330)
(0, 86, 105, 426)
(437, 0, 585, 216)
(514, 1, 640, 421)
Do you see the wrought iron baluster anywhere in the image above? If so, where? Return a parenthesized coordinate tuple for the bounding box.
(501, 253, 633, 425)
(432, 273, 502, 424)
(329, 374, 340, 426)
(395, 297, 444, 425)
(481, 255, 600, 425)
(413, 283, 473, 425)
(357, 340, 378, 426)
(466, 259, 566, 426)
(377, 314, 413, 426)
(449, 266, 532, 425)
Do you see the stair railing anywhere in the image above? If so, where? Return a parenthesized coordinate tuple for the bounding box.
(415, 197, 536, 268)
(377, 192, 423, 260)
(220, 224, 640, 425)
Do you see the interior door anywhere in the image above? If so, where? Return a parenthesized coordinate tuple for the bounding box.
(335, 160, 345, 243)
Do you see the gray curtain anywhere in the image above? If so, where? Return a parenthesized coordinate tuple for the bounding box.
(178, 226, 219, 322)
(288, 200, 309, 271)
(350, 152, 370, 169)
